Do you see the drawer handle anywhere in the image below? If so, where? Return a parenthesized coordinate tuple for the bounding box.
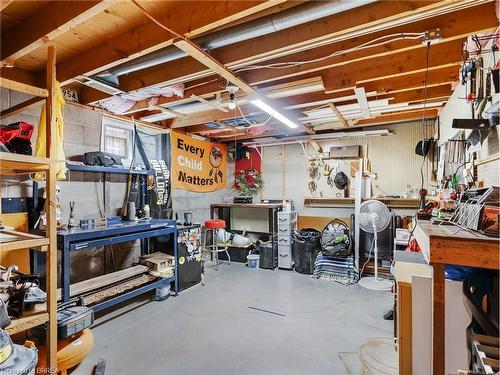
(279, 253, 288, 257)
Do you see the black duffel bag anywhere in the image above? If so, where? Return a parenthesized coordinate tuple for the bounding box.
(84, 151, 123, 167)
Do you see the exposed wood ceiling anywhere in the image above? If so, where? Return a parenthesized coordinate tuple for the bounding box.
(0, 0, 498, 142)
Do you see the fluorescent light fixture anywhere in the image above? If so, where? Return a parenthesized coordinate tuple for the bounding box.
(249, 98, 299, 129)
(242, 129, 391, 148)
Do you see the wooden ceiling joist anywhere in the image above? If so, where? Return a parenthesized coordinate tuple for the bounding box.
(355, 108, 439, 127)
(359, 64, 460, 94)
(1, 0, 117, 67)
(0, 96, 43, 120)
(328, 103, 349, 128)
(173, 39, 255, 95)
(112, 0, 496, 101)
(53, 1, 285, 84)
(321, 38, 463, 93)
(169, 105, 255, 129)
(111, 0, 450, 97)
(0, 0, 13, 12)
(238, 1, 497, 86)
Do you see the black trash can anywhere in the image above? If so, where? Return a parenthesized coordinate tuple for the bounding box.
(259, 240, 277, 270)
(292, 228, 322, 274)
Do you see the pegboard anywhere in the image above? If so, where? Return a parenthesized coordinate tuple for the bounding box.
(304, 156, 353, 199)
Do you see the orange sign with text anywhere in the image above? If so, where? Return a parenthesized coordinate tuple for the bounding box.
(171, 131, 227, 192)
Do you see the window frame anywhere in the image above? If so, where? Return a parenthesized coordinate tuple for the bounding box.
(101, 117, 134, 167)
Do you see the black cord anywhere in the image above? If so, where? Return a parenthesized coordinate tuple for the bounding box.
(419, 42, 431, 191)
(407, 43, 431, 248)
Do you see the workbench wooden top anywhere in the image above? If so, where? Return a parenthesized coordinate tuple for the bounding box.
(414, 220, 499, 269)
(211, 202, 283, 209)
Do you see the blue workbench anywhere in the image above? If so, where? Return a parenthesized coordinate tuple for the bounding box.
(57, 219, 178, 312)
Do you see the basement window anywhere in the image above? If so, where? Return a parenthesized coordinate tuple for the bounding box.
(101, 117, 134, 167)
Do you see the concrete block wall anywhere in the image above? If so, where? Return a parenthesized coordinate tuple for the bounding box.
(171, 160, 235, 223)
(261, 123, 428, 220)
(1, 89, 139, 282)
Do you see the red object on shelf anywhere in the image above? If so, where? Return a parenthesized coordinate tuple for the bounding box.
(0, 122, 34, 143)
(0, 122, 35, 155)
(235, 148, 261, 173)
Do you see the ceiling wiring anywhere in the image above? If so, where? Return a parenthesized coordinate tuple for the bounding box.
(234, 32, 426, 72)
(236, 102, 273, 127)
(419, 41, 431, 191)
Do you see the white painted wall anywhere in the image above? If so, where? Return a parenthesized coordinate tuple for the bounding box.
(261, 122, 430, 218)
(437, 51, 499, 186)
(0, 89, 139, 282)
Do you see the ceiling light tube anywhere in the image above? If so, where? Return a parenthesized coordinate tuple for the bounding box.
(249, 98, 299, 129)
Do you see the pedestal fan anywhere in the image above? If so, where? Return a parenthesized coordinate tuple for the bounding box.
(358, 200, 392, 291)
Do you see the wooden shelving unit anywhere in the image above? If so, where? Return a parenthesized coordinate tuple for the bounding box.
(0, 230, 49, 251)
(0, 46, 58, 371)
(4, 304, 49, 336)
(303, 197, 421, 209)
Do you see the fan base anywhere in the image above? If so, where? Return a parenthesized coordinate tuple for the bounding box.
(358, 276, 392, 291)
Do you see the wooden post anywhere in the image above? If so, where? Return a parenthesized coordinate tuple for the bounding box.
(45, 45, 58, 372)
(432, 263, 445, 375)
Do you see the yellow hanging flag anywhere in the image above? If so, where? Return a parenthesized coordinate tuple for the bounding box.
(34, 81, 67, 180)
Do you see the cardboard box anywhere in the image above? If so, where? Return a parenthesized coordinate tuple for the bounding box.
(139, 252, 175, 272)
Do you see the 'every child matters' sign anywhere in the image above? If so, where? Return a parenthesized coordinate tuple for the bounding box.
(171, 131, 227, 192)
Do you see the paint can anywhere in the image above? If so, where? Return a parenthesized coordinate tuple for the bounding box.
(247, 254, 260, 269)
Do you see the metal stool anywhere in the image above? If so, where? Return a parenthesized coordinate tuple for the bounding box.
(202, 219, 230, 270)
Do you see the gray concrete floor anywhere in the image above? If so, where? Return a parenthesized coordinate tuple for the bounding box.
(72, 263, 393, 375)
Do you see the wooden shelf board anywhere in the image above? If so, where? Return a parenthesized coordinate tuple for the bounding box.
(57, 265, 149, 300)
(0, 230, 49, 251)
(0, 152, 52, 175)
(83, 274, 157, 307)
(6, 307, 48, 335)
(0, 77, 48, 98)
(303, 197, 420, 208)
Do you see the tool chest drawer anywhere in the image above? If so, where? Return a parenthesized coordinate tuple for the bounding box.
(278, 245, 293, 269)
(277, 225, 293, 237)
(277, 236, 291, 246)
(277, 211, 297, 225)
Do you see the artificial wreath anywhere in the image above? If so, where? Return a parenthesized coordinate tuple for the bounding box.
(234, 168, 263, 196)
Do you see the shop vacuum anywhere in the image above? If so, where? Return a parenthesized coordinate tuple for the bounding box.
(0, 301, 38, 375)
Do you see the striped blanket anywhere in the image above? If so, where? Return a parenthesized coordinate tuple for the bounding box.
(313, 253, 358, 285)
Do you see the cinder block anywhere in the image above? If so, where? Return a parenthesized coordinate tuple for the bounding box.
(64, 122, 84, 144)
(83, 126, 101, 147)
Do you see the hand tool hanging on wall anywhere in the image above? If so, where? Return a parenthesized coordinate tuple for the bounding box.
(475, 57, 484, 105)
(462, 60, 477, 118)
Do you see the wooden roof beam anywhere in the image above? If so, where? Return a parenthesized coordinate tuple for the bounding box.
(328, 103, 349, 128)
(168, 105, 255, 129)
(320, 39, 463, 94)
(281, 66, 458, 110)
(355, 108, 440, 127)
(173, 37, 312, 134)
(174, 39, 255, 94)
(115, 1, 496, 97)
(53, 1, 285, 84)
(1, 1, 117, 67)
(359, 64, 459, 94)
(0, 0, 13, 12)
(238, 2, 496, 86)
(117, 1, 447, 92)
